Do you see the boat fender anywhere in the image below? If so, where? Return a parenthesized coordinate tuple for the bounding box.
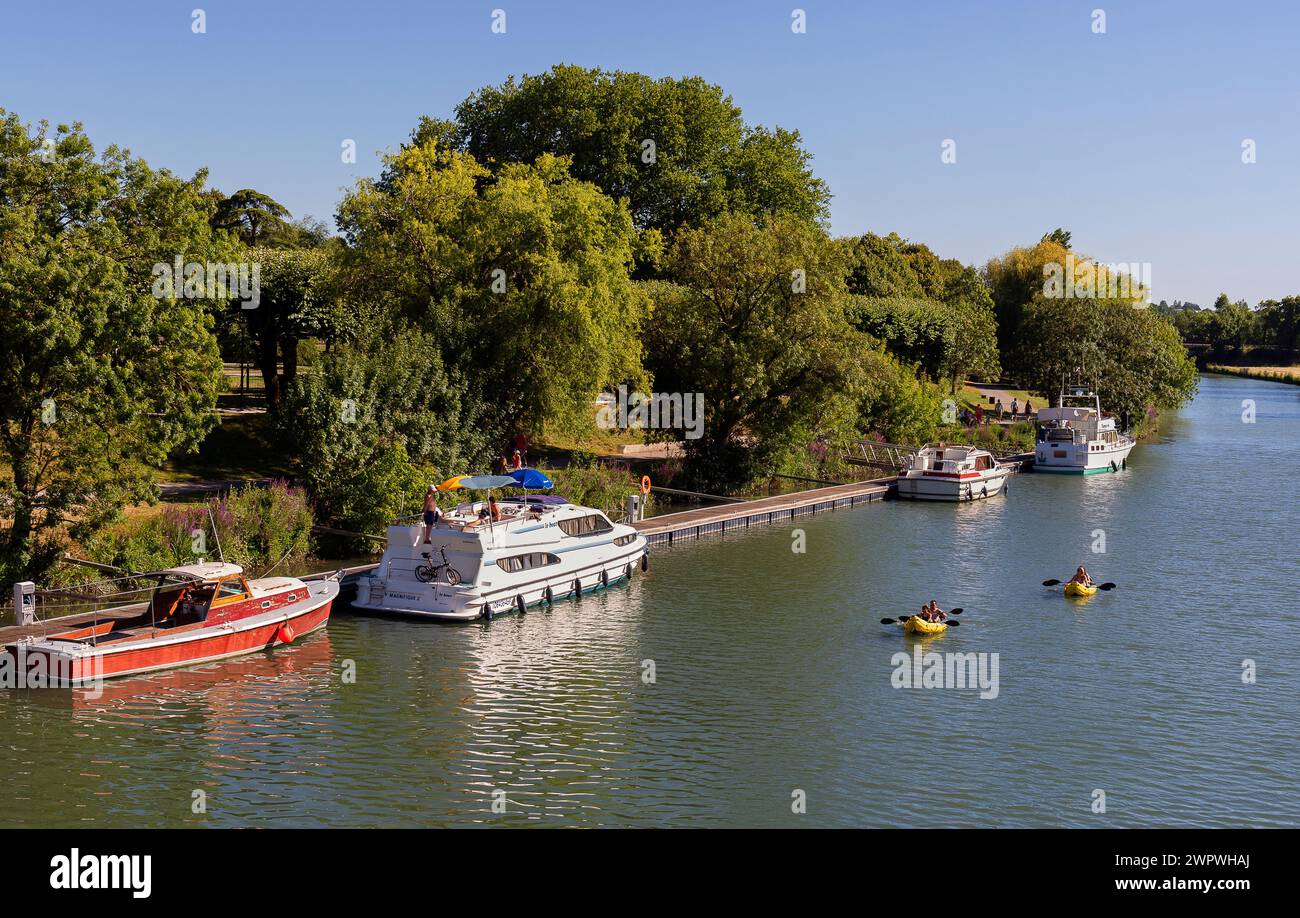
(600, 569, 609, 588)
(276, 623, 295, 644)
(516, 594, 526, 615)
(1110, 461, 1117, 472)
(543, 586, 553, 605)
(625, 563, 633, 581)
(1122, 458, 1127, 470)
(573, 578, 581, 598)
(981, 484, 988, 498)
(483, 605, 494, 621)
(641, 553, 649, 572)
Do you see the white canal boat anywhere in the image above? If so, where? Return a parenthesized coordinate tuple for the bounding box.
(896, 445, 1011, 501)
(1034, 384, 1134, 474)
(352, 490, 648, 622)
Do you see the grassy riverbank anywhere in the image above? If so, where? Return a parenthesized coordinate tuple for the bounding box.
(1205, 364, 1300, 385)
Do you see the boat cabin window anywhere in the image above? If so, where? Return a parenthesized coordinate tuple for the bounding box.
(558, 514, 613, 537)
(497, 552, 561, 573)
(975, 455, 992, 471)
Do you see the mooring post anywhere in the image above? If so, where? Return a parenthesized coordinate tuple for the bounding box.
(14, 581, 36, 626)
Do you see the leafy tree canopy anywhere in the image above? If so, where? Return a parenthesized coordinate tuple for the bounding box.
(417, 64, 831, 238)
(0, 110, 231, 587)
(336, 140, 648, 443)
(644, 213, 866, 491)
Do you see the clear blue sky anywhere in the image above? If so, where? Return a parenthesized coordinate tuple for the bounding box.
(4, 0, 1296, 305)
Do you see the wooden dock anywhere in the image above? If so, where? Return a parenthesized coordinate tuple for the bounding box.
(0, 602, 146, 645)
(633, 476, 894, 545)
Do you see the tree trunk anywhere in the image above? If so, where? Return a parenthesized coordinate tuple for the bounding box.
(280, 335, 299, 389)
(256, 321, 281, 409)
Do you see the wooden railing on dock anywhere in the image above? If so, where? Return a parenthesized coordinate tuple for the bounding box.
(632, 476, 894, 545)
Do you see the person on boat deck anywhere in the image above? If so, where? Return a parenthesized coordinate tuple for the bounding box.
(467, 495, 504, 528)
(1068, 566, 1094, 587)
(421, 487, 442, 544)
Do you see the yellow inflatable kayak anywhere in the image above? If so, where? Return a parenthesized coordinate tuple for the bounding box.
(1064, 582, 1098, 598)
(903, 615, 948, 635)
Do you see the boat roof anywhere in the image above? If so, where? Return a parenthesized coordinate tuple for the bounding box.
(158, 561, 245, 582)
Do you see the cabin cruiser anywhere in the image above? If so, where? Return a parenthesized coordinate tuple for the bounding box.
(1035, 384, 1134, 474)
(896, 445, 1011, 501)
(352, 492, 649, 622)
(4, 562, 338, 686)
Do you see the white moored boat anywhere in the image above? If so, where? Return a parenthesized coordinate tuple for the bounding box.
(1034, 383, 1134, 474)
(896, 445, 1011, 501)
(352, 486, 648, 622)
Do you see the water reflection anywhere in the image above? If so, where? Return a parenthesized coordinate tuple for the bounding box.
(2, 375, 1298, 827)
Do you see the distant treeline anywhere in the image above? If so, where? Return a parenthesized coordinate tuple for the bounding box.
(1155, 296, 1300, 361)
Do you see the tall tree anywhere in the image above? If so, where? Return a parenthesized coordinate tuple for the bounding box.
(1010, 298, 1198, 421)
(421, 65, 831, 238)
(336, 140, 648, 442)
(645, 213, 864, 490)
(211, 188, 291, 246)
(0, 111, 230, 587)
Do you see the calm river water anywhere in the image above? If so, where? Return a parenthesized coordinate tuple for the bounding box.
(2, 373, 1297, 827)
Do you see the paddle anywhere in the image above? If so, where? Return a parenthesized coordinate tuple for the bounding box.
(1045, 578, 1117, 590)
(879, 615, 960, 627)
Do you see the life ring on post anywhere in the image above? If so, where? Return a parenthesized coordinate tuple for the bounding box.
(639, 475, 651, 495)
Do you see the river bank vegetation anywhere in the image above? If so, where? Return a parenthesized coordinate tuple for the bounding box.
(1, 66, 1239, 589)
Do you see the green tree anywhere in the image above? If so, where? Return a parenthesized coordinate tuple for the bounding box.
(1211, 293, 1251, 353)
(423, 65, 831, 237)
(1011, 299, 1198, 422)
(645, 214, 864, 491)
(277, 319, 489, 537)
(846, 233, 1000, 389)
(336, 141, 648, 442)
(0, 111, 230, 587)
(211, 188, 291, 246)
(243, 246, 337, 408)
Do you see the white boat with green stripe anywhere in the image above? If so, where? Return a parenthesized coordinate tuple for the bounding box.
(1034, 383, 1134, 474)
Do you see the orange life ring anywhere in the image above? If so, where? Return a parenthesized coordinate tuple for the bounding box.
(639, 475, 651, 495)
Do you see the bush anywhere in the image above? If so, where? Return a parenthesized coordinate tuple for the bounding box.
(83, 482, 314, 575)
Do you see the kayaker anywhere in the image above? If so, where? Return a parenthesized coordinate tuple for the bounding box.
(927, 599, 948, 622)
(916, 603, 934, 622)
(1067, 566, 1094, 588)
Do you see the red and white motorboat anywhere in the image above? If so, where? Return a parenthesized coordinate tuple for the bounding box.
(4, 562, 338, 686)
(895, 445, 1011, 501)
